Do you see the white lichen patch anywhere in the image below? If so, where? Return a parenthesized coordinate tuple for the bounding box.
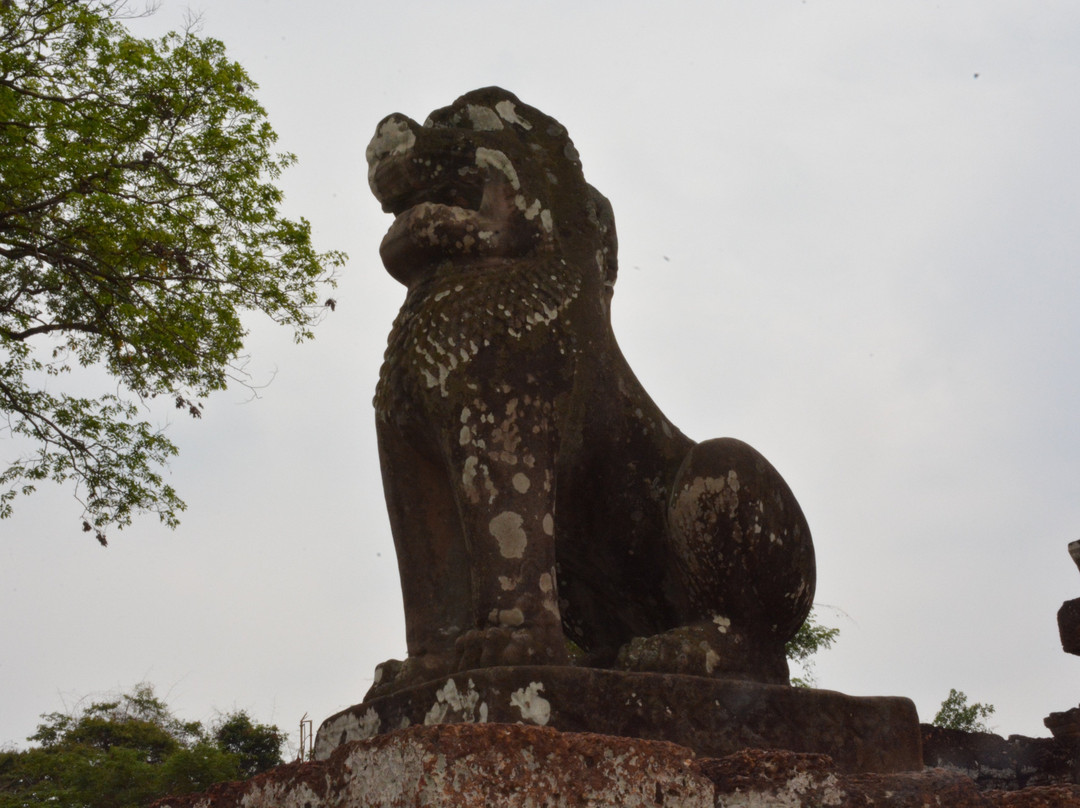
(359, 707, 380, 737)
(366, 116, 416, 184)
(713, 615, 732, 633)
(499, 576, 517, 591)
(510, 682, 551, 726)
(489, 511, 528, 558)
(420, 364, 450, 395)
(542, 513, 554, 536)
(512, 472, 531, 493)
(521, 198, 543, 220)
(462, 455, 479, 494)
(313, 706, 381, 760)
(475, 147, 520, 189)
(538, 572, 554, 593)
(495, 99, 533, 129)
(704, 649, 720, 675)
(466, 104, 504, 131)
(424, 678, 486, 726)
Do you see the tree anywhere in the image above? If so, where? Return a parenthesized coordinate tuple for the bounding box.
(211, 711, 285, 779)
(0, 683, 284, 808)
(0, 0, 344, 541)
(786, 605, 842, 687)
(932, 688, 996, 733)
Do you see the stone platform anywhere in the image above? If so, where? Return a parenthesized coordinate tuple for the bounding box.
(154, 723, 1080, 808)
(314, 666, 921, 774)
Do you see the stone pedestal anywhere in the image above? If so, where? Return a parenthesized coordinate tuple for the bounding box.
(314, 666, 921, 774)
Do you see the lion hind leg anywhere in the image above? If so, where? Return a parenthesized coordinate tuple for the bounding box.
(622, 437, 815, 684)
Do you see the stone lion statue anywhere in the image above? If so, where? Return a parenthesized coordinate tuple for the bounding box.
(366, 87, 814, 696)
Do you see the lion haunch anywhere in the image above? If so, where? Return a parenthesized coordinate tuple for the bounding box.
(366, 87, 814, 695)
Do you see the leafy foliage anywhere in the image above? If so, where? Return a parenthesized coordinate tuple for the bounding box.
(932, 688, 996, 733)
(0, 683, 284, 808)
(786, 606, 841, 687)
(212, 711, 285, 780)
(0, 0, 344, 538)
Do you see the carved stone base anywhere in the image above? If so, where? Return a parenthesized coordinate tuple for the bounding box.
(314, 666, 921, 773)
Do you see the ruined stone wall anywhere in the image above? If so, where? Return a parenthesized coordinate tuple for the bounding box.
(922, 724, 1080, 791)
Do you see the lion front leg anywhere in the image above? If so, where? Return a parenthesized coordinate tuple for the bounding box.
(450, 388, 570, 670)
(618, 437, 815, 684)
(369, 421, 475, 697)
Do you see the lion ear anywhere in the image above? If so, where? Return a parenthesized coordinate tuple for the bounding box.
(587, 185, 618, 286)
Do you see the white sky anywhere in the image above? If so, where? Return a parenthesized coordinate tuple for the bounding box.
(3, 1, 1080, 755)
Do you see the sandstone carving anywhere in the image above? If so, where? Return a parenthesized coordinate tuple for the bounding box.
(366, 87, 815, 695)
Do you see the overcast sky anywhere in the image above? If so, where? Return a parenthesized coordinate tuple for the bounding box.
(4, 1, 1080, 754)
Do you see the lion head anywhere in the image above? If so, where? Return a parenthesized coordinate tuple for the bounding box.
(366, 87, 617, 294)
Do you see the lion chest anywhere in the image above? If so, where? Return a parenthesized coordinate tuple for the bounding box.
(375, 264, 586, 425)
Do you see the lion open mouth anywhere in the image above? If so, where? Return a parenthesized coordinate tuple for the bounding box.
(372, 160, 485, 218)
(367, 114, 485, 219)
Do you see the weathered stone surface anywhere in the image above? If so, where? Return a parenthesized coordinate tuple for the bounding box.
(155, 723, 714, 808)
(991, 787, 1080, 807)
(366, 86, 814, 693)
(1058, 599, 1080, 656)
(315, 666, 922, 774)
(703, 749, 994, 806)
(154, 724, 1080, 808)
(923, 724, 1079, 791)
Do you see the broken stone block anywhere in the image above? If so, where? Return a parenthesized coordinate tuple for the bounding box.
(1045, 707, 1080, 741)
(1058, 599, 1080, 656)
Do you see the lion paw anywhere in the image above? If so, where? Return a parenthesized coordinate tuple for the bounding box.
(364, 651, 470, 700)
(455, 625, 568, 669)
